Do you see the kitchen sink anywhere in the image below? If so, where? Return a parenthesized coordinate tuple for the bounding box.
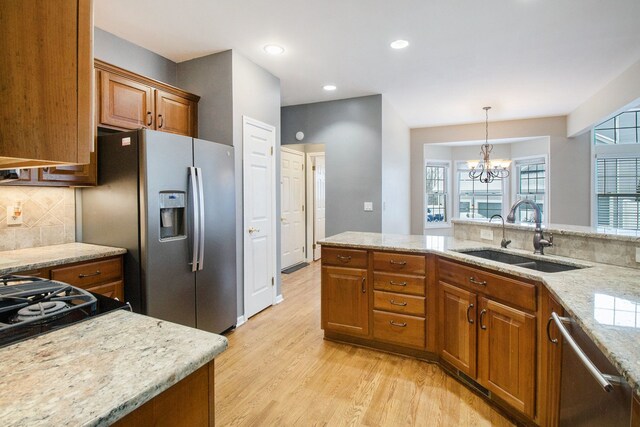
(457, 249, 586, 273)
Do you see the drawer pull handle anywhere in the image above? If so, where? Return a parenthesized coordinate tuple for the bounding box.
(337, 255, 352, 263)
(146, 111, 152, 126)
(389, 280, 407, 287)
(79, 270, 101, 278)
(479, 309, 487, 330)
(390, 299, 407, 306)
(361, 277, 366, 293)
(158, 114, 164, 128)
(466, 303, 474, 324)
(389, 260, 407, 266)
(389, 321, 407, 327)
(469, 277, 487, 286)
(547, 316, 558, 344)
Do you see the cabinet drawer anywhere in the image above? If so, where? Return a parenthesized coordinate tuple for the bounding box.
(373, 252, 425, 275)
(438, 258, 536, 312)
(86, 280, 124, 301)
(374, 290, 425, 316)
(374, 272, 425, 296)
(322, 247, 368, 268)
(51, 257, 122, 288)
(373, 310, 425, 349)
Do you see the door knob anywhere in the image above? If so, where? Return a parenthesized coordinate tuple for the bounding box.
(248, 227, 260, 234)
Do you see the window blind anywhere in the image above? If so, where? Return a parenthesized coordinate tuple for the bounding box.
(596, 157, 640, 230)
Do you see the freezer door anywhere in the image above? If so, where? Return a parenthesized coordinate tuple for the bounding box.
(141, 130, 197, 327)
(194, 139, 237, 333)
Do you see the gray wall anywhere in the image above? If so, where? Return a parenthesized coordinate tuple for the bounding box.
(94, 28, 177, 85)
(177, 50, 281, 319)
(381, 98, 411, 234)
(177, 51, 233, 145)
(282, 95, 383, 236)
(411, 116, 591, 234)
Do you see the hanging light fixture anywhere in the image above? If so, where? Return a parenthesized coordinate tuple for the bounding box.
(468, 106, 510, 183)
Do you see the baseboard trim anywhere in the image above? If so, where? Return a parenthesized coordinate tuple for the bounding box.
(275, 294, 284, 304)
(236, 315, 246, 327)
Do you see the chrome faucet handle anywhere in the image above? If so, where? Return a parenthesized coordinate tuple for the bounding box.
(540, 233, 554, 248)
(501, 238, 512, 249)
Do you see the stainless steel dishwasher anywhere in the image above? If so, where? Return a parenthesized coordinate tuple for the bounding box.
(549, 312, 632, 426)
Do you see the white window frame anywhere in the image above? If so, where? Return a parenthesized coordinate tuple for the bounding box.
(454, 161, 510, 220)
(511, 155, 549, 226)
(423, 160, 452, 231)
(591, 138, 640, 228)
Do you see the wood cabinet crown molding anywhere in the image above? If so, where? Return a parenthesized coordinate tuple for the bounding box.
(94, 59, 200, 102)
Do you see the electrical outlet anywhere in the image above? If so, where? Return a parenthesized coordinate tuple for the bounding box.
(636, 248, 640, 263)
(7, 202, 23, 225)
(364, 202, 373, 212)
(480, 229, 494, 241)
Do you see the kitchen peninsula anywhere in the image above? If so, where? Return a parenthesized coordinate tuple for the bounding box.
(319, 231, 640, 425)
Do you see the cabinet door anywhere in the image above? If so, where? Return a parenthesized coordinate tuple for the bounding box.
(155, 90, 196, 137)
(439, 281, 477, 377)
(539, 288, 563, 426)
(478, 297, 536, 418)
(86, 281, 124, 301)
(321, 266, 369, 337)
(100, 71, 154, 130)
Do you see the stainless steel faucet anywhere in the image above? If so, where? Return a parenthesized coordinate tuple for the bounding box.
(506, 199, 553, 255)
(490, 214, 511, 249)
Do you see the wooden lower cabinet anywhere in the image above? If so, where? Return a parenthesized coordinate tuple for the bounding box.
(321, 246, 548, 424)
(321, 265, 369, 336)
(113, 361, 215, 427)
(478, 297, 536, 418)
(438, 281, 477, 377)
(15, 255, 124, 301)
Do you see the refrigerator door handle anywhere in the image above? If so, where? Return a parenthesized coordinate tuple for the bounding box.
(196, 167, 205, 271)
(189, 166, 200, 272)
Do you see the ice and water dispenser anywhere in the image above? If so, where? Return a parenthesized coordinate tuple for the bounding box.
(159, 192, 186, 240)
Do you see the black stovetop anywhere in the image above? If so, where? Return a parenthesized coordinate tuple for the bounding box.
(0, 275, 130, 348)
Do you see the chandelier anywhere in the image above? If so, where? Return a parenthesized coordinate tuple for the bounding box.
(468, 106, 510, 183)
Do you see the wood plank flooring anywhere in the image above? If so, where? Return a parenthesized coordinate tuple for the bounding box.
(215, 261, 514, 426)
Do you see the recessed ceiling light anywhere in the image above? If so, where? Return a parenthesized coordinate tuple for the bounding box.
(390, 39, 409, 49)
(263, 44, 285, 55)
(323, 85, 337, 91)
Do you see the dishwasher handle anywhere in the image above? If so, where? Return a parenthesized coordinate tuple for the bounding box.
(550, 312, 620, 393)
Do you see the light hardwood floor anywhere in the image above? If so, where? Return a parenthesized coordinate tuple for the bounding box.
(215, 261, 514, 426)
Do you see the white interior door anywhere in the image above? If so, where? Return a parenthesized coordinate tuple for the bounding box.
(313, 155, 326, 260)
(243, 117, 276, 319)
(280, 148, 305, 269)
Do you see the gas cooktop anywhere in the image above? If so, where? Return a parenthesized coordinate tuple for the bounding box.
(0, 275, 129, 348)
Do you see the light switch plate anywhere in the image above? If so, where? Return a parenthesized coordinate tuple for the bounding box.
(480, 229, 494, 240)
(636, 248, 640, 263)
(364, 202, 373, 212)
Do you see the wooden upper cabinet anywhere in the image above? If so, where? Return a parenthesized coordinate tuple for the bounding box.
(100, 71, 154, 130)
(478, 297, 536, 418)
(95, 60, 199, 138)
(156, 90, 196, 136)
(0, 0, 93, 168)
(438, 281, 477, 377)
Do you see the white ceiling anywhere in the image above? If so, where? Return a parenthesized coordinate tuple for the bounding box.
(95, 0, 640, 128)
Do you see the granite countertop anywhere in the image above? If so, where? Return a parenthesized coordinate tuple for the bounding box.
(0, 310, 228, 426)
(0, 243, 127, 275)
(320, 231, 640, 398)
(453, 218, 640, 242)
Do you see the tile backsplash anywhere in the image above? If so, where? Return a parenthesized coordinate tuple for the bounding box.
(0, 187, 75, 251)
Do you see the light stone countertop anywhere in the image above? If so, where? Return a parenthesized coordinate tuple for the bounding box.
(319, 231, 640, 398)
(0, 309, 228, 426)
(453, 218, 640, 242)
(0, 242, 127, 275)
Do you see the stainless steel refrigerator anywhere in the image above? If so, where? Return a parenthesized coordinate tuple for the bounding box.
(82, 129, 237, 334)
